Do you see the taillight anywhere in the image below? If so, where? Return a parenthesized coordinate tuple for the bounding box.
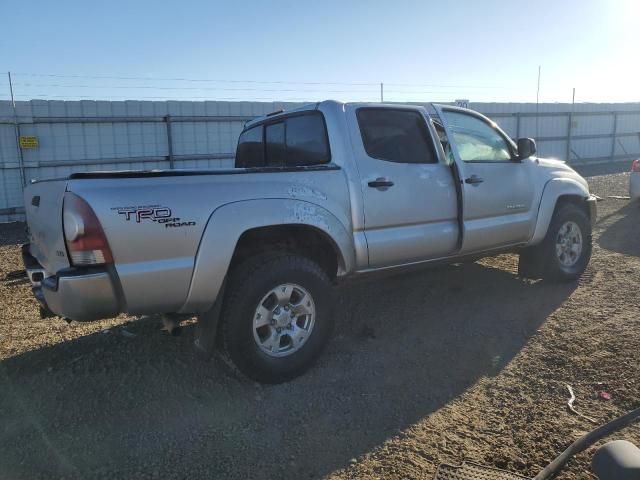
(63, 192, 113, 266)
(632, 159, 640, 173)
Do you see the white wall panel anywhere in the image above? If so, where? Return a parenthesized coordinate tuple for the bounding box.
(572, 137, 614, 159)
(616, 113, 640, 134)
(614, 136, 640, 157)
(572, 114, 614, 136)
(519, 116, 569, 138)
(536, 140, 567, 159)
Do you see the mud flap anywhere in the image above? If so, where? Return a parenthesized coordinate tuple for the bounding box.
(518, 246, 545, 279)
(193, 278, 227, 359)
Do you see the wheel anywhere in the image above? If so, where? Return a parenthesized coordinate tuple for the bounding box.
(218, 252, 334, 383)
(520, 202, 592, 282)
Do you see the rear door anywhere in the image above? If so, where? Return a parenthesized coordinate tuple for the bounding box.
(346, 105, 459, 268)
(434, 105, 536, 253)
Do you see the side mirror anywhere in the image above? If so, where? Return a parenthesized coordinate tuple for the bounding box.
(517, 138, 537, 160)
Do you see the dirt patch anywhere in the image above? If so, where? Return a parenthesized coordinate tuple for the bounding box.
(0, 173, 638, 480)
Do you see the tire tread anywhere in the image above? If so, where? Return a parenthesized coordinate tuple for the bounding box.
(219, 252, 333, 383)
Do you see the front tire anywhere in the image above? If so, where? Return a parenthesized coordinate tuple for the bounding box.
(519, 202, 592, 282)
(219, 253, 334, 384)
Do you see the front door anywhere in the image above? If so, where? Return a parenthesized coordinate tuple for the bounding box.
(435, 106, 536, 254)
(346, 105, 459, 268)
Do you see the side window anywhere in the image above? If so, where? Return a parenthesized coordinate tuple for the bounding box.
(235, 125, 264, 168)
(285, 114, 330, 166)
(433, 120, 455, 165)
(265, 122, 286, 167)
(442, 111, 512, 162)
(236, 112, 331, 168)
(357, 108, 437, 164)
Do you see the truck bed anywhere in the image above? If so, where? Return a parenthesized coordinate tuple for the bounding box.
(24, 163, 351, 316)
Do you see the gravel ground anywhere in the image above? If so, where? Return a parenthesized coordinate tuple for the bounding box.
(1, 172, 638, 480)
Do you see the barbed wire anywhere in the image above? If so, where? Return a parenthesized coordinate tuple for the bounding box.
(12, 71, 636, 103)
(11, 93, 380, 102)
(0, 73, 486, 102)
(12, 83, 381, 94)
(4, 71, 639, 103)
(11, 72, 380, 86)
(8, 72, 514, 90)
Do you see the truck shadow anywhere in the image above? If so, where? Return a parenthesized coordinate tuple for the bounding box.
(0, 260, 575, 480)
(598, 201, 640, 257)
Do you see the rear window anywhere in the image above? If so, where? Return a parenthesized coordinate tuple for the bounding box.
(265, 122, 286, 166)
(357, 108, 437, 164)
(235, 112, 330, 168)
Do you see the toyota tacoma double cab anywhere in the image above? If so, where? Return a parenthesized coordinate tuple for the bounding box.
(22, 101, 597, 383)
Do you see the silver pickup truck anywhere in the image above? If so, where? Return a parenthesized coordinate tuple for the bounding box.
(23, 101, 596, 383)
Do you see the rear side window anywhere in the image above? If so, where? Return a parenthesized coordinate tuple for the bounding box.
(286, 114, 330, 166)
(357, 108, 437, 164)
(235, 112, 330, 168)
(236, 125, 264, 167)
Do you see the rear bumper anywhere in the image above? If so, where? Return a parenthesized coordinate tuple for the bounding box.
(22, 244, 120, 321)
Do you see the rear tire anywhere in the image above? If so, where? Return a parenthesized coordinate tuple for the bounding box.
(519, 202, 592, 282)
(219, 252, 334, 384)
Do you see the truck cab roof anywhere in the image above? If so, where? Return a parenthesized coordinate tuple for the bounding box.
(243, 100, 432, 130)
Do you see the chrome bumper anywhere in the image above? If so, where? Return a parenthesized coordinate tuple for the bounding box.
(22, 244, 120, 321)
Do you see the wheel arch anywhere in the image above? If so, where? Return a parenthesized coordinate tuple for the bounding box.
(530, 178, 591, 245)
(179, 198, 354, 314)
(230, 224, 346, 279)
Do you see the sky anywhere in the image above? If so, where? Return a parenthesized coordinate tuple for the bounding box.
(1, 0, 638, 104)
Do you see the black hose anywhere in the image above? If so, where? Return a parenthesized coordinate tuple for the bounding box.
(533, 406, 640, 480)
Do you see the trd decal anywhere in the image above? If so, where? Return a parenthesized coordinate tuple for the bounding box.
(164, 220, 196, 228)
(115, 206, 171, 223)
(111, 205, 196, 228)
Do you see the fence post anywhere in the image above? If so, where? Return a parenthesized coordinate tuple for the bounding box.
(515, 112, 521, 139)
(564, 112, 573, 163)
(610, 112, 618, 161)
(8, 72, 26, 187)
(164, 115, 174, 169)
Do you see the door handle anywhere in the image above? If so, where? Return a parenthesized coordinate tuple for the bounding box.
(368, 178, 394, 189)
(464, 175, 484, 185)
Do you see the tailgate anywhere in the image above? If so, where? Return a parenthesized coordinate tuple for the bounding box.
(24, 179, 71, 274)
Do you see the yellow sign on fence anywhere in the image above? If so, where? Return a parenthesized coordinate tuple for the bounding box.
(19, 136, 39, 149)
